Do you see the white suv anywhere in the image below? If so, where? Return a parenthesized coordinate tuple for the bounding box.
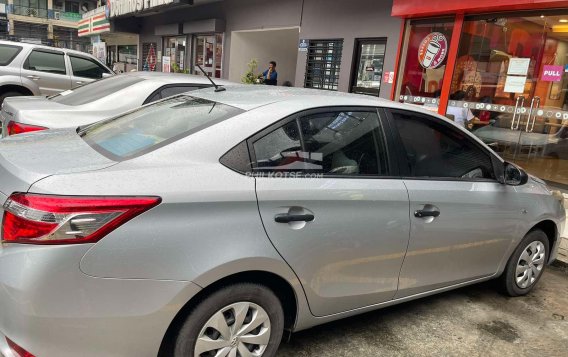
(0, 40, 113, 103)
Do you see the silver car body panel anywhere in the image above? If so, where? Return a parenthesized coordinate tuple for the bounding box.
(0, 86, 564, 356)
(255, 177, 410, 316)
(0, 72, 235, 135)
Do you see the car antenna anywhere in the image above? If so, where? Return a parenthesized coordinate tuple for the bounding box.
(196, 64, 226, 92)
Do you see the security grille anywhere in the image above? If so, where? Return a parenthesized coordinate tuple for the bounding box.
(53, 26, 91, 52)
(13, 21, 48, 43)
(304, 39, 343, 91)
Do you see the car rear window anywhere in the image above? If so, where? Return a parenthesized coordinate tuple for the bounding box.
(80, 95, 244, 160)
(49, 75, 143, 106)
(0, 44, 22, 66)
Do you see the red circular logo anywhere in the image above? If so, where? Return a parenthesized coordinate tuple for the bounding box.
(418, 32, 448, 69)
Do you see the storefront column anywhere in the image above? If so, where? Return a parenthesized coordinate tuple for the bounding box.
(390, 20, 406, 100)
(437, 13, 464, 116)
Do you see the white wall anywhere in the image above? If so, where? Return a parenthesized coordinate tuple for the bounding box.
(229, 28, 300, 86)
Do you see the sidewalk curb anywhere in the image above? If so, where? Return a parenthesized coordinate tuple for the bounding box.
(552, 259, 568, 269)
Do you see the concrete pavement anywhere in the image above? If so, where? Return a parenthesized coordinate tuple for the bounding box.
(278, 266, 568, 356)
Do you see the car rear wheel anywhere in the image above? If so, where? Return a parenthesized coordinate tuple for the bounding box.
(173, 283, 284, 357)
(0, 91, 23, 104)
(501, 229, 549, 296)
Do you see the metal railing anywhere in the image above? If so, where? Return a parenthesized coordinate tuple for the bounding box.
(12, 5, 49, 19)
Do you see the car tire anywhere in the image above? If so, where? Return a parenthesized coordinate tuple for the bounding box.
(500, 229, 549, 297)
(173, 283, 285, 357)
(0, 91, 23, 104)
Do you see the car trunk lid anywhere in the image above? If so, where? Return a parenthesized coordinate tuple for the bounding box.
(0, 128, 117, 196)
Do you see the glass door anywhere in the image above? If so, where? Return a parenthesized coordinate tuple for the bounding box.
(350, 38, 386, 96)
(448, 13, 568, 186)
(164, 36, 187, 73)
(193, 34, 223, 78)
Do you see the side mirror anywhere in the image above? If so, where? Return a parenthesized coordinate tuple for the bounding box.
(504, 162, 529, 186)
(102, 72, 113, 78)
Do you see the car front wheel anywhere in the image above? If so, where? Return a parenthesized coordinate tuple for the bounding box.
(501, 229, 549, 296)
(173, 283, 284, 357)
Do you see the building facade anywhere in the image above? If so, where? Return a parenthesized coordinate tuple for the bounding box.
(104, 0, 568, 190)
(0, 0, 97, 51)
(110, 0, 402, 98)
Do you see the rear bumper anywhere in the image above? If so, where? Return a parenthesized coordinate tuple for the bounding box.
(0, 243, 202, 357)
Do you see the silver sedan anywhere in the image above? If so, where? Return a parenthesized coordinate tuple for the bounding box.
(0, 85, 564, 357)
(0, 72, 234, 137)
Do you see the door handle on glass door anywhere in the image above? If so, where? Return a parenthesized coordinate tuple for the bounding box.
(274, 213, 315, 223)
(526, 96, 540, 133)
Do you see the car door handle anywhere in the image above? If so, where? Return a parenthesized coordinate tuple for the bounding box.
(76, 81, 83, 85)
(27, 75, 40, 80)
(274, 213, 315, 223)
(414, 210, 440, 218)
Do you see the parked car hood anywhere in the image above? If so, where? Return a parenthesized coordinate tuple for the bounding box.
(0, 129, 117, 196)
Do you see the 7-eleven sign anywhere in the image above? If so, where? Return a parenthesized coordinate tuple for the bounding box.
(78, 9, 111, 37)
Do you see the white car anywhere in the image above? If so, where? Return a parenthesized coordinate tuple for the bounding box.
(1, 72, 235, 136)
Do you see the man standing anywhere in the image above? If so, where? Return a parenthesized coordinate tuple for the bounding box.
(262, 61, 278, 86)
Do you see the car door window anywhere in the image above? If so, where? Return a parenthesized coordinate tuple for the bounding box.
(24, 50, 66, 75)
(69, 56, 109, 79)
(0, 44, 22, 65)
(252, 109, 388, 175)
(391, 109, 495, 180)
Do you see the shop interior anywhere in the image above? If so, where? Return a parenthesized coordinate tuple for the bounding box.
(397, 13, 568, 187)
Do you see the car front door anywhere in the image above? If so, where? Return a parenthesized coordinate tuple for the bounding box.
(21, 49, 71, 95)
(387, 109, 522, 298)
(252, 108, 410, 317)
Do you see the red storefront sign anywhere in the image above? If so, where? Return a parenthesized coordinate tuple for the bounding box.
(392, 0, 568, 17)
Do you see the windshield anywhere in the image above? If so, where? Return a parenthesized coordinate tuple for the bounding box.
(49, 75, 144, 106)
(80, 95, 244, 160)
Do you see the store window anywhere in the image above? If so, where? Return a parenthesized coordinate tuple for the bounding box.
(448, 13, 568, 186)
(118, 45, 137, 65)
(304, 39, 343, 91)
(395, 18, 455, 111)
(164, 36, 187, 73)
(193, 34, 223, 78)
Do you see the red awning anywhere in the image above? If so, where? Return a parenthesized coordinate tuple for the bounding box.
(392, 0, 568, 17)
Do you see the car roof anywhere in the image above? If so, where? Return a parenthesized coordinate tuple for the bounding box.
(122, 71, 236, 86)
(0, 39, 100, 59)
(188, 84, 433, 114)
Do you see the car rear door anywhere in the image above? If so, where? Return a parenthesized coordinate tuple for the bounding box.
(253, 107, 410, 317)
(21, 48, 72, 95)
(68, 55, 111, 88)
(386, 109, 522, 298)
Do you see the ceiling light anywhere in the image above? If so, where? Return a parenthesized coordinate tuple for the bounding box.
(560, 19, 568, 23)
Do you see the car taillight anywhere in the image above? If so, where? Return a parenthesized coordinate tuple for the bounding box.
(6, 336, 35, 357)
(1, 193, 161, 245)
(6, 120, 47, 136)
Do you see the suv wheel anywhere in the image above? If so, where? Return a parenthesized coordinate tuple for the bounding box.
(501, 229, 549, 296)
(0, 91, 23, 104)
(173, 283, 284, 357)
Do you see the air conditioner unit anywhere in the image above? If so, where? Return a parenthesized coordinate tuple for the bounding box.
(54, 11, 60, 20)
